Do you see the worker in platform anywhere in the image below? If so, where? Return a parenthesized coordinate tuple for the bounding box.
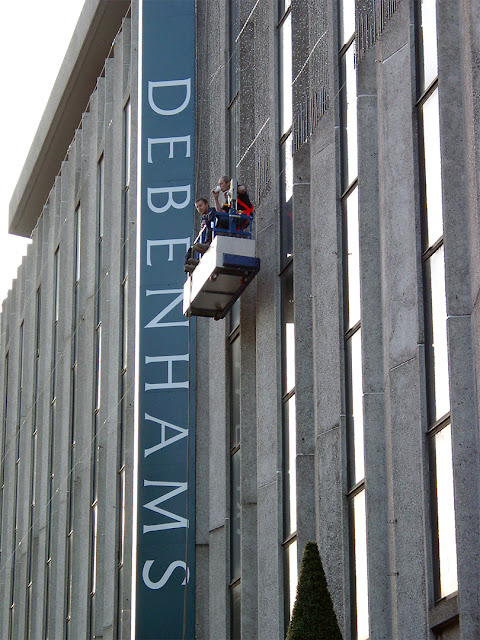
(184, 197, 216, 272)
(194, 197, 216, 242)
(212, 176, 254, 215)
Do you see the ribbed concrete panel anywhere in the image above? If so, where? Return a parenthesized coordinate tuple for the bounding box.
(121, 9, 137, 637)
(0, 290, 10, 629)
(87, 74, 105, 639)
(101, 29, 126, 640)
(92, 55, 115, 640)
(32, 197, 56, 640)
(0, 10, 134, 638)
(0, 287, 9, 634)
(3, 260, 23, 638)
(48, 163, 70, 638)
(29, 212, 48, 640)
(69, 111, 93, 640)
(53, 146, 77, 640)
(11, 248, 31, 640)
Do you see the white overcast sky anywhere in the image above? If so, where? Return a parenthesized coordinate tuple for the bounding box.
(0, 0, 86, 304)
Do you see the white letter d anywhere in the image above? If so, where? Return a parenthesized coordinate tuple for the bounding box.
(148, 79, 191, 116)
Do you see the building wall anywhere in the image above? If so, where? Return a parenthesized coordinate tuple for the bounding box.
(194, 1, 480, 639)
(0, 10, 137, 639)
(1, 1, 480, 640)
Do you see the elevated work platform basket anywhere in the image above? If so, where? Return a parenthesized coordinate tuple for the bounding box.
(183, 235, 260, 320)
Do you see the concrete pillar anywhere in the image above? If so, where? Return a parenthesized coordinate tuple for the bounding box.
(208, 319, 229, 639)
(376, 2, 429, 636)
(101, 30, 126, 640)
(357, 36, 393, 640)
(70, 102, 96, 638)
(50, 152, 77, 640)
(32, 198, 56, 639)
(437, 1, 480, 636)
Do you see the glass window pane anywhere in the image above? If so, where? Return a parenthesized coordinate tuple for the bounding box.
(230, 299, 240, 332)
(54, 249, 60, 324)
(433, 624, 460, 640)
(97, 157, 104, 238)
(229, 0, 239, 100)
(280, 14, 293, 135)
(231, 336, 241, 446)
(286, 324, 295, 394)
(124, 101, 131, 188)
(346, 187, 360, 328)
(341, 0, 355, 46)
(122, 281, 128, 371)
(286, 540, 298, 619)
(279, 0, 291, 18)
(282, 268, 295, 395)
(96, 326, 102, 410)
(421, 0, 438, 89)
(434, 425, 458, 597)
(345, 44, 358, 185)
(66, 534, 73, 617)
(349, 330, 365, 484)
(429, 246, 450, 420)
(230, 98, 240, 175)
(283, 395, 297, 536)
(423, 91, 443, 247)
(280, 135, 293, 264)
(231, 450, 241, 580)
(91, 503, 98, 594)
(353, 491, 369, 640)
(120, 467, 126, 566)
(75, 206, 81, 283)
(231, 582, 241, 640)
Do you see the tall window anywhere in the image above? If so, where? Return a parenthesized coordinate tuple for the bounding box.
(279, 0, 293, 267)
(116, 100, 131, 639)
(229, 302, 241, 639)
(278, 0, 297, 628)
(417, 0, 457, 600)
(229, 0, 240, 178)
(228, 1, 241, 633)
(44, 247, 60, 639)
(281, 265, 297, 626)
(339, 2, 369, 638)
(25, 287, 41, 635)
(225, 6, 243, 638)
(90, 155, 104, 637)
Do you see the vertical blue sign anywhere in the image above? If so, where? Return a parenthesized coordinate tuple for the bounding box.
(136, 1, 195, 638)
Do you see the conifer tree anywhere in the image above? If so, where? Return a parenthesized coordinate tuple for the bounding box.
(286, 541, 342, 640)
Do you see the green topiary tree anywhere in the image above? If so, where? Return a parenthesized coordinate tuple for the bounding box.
(286, 541, 343, 640)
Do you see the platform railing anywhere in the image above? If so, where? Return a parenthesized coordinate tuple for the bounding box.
(191, 209, 254, 262)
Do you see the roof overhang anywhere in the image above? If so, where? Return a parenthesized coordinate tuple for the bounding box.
(9, 0, 130, 237)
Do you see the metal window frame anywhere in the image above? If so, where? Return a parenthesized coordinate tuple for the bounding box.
(414, 0, 458, 608)
(228, 318, 242, 638)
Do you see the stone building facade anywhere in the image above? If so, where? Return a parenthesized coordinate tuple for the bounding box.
(1, 0, 479, 638)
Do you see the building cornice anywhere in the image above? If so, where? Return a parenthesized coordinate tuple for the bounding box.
(9, 0, 130, 237)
